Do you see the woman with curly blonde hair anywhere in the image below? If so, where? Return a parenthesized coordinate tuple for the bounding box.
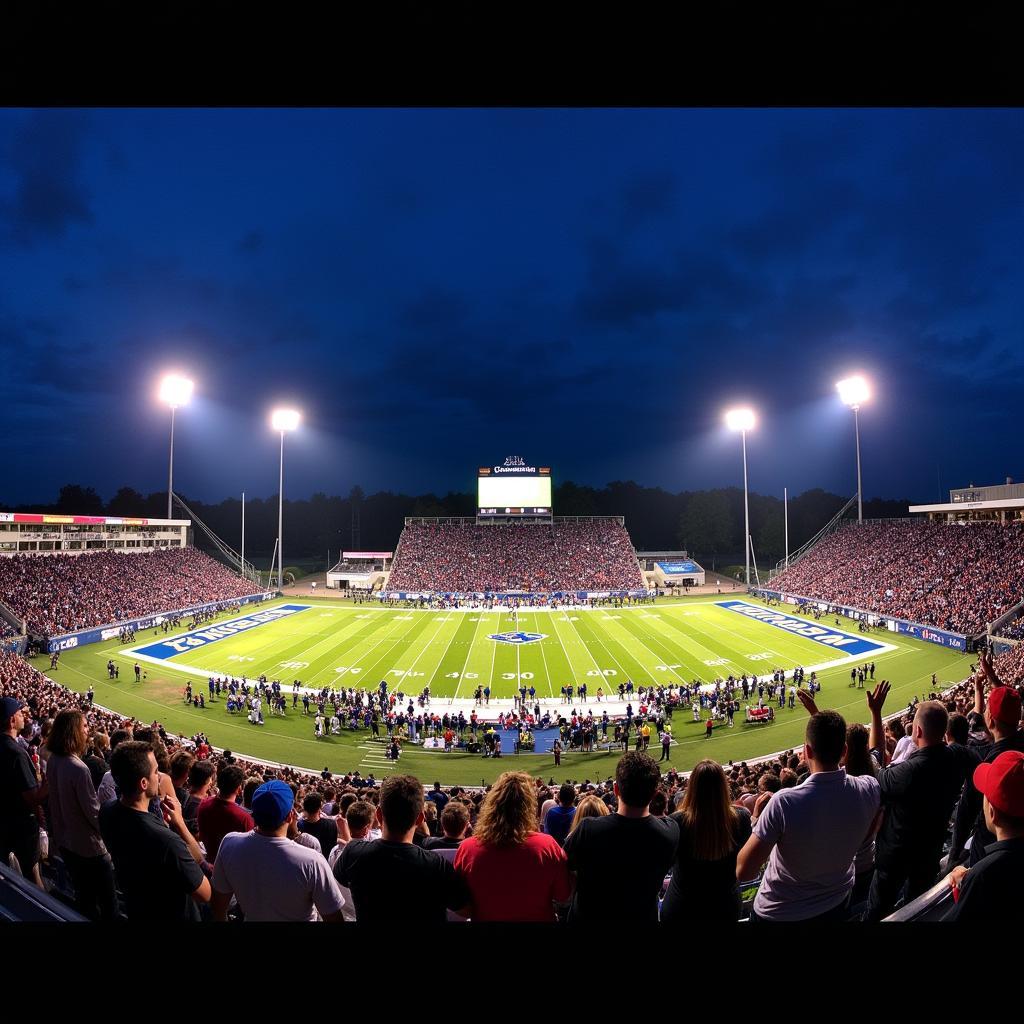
(454, 771, 572, 921)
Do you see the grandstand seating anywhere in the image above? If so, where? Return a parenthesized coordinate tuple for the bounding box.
(0, 549, 262, 637)
(387, 520, 645, 593)
(770, 520, 1024, 635)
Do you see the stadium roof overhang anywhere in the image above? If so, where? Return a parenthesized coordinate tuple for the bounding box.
(908, 498, 1024, 513)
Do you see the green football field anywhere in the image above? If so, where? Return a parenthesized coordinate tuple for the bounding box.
(42, 595, 975, 784)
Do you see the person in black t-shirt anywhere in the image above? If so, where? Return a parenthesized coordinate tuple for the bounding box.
(0, 697, 45, 883)
(99, 741, 210, 921)
(298, 791, 338, 859)
(334, 775, 471, 923)
(563, 752, 678, 923)
(661, 759, 752, 922)
(946, 750, 1024, 922)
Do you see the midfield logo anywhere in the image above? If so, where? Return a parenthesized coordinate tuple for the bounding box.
(488, 631, 546, 645)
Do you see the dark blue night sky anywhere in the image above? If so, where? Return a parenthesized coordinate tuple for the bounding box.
(1, 108, 1020, 507)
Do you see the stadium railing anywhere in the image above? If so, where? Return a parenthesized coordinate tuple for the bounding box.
(881, 876, 956, 922)
(0, 861, 86, 922)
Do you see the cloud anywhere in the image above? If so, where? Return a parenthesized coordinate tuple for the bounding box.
(0, 110, 94, 245)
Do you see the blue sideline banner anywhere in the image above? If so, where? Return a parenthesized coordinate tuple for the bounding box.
(46, 591, 276, 653)
(750, 589, 968, 653)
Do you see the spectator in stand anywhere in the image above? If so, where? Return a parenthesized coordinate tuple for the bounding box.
(168, 749, 194, 807)
(96, 729, 131, 805)
(946, 750, 1024, 921)
(454, 771, 572, 922)
(212, 780, 346, 922)
(423, 801, 471, 851)
(197, 763, 253, 862)
(661, 760, 752, 923)
(842, 723, 882, 907)
(566, 794, 610, 836)
(99, 741, 211, 921)
(543, 783, 577, 847)
(0, 695, 45, 885)
(328, 800, 376, 871)
(181, 760, 215, 837)
(44, 709, 119, 920)
(563, 752, 678, 924)
(861, 687, 971, 921)
(737, 698, 880, 922)
(298, 791, 338, 860)
(950, 652, 1024, 866)
(335, 775, 471, 923)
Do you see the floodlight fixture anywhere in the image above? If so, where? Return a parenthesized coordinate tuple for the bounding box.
(836, 375, 871, 410)
(159, 374, 194, 409)
(724, 407, 756, 433)
(271, 408, 301, 432)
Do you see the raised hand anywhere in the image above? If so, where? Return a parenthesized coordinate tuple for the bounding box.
(866, 680, 890, 715)
(796, 689, 819, 717)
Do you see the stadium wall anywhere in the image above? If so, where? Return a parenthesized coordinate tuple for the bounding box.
(45, 591, 277, 654)
(750, 588, 969, 652)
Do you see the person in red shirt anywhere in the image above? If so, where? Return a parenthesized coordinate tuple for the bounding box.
(197, 763, 254, 861)
(454, 771, 572, 921)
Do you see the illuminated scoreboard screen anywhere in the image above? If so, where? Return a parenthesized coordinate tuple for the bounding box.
(478, 458, 552, 516)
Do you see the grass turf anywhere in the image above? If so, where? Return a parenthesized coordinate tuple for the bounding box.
(39, 595, 974, 785)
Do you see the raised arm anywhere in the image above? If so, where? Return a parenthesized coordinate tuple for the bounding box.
(867, 681, 891, 768)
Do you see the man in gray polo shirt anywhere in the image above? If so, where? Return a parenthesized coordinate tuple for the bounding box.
(736, 692, 882, 922)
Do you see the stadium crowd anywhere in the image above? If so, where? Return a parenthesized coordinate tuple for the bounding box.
(770, 520, 1024, 635)
(386, 520, 646, 593)
(3, 637, 1022, 923)
(0, 549, 263, 637)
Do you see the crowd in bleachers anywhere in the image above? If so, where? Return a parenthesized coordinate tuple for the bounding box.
(0, 549, 263, 637)
(4, 636, 1022, 923)
(771, 521, 1024, 635)
(386, 520, 646, 593)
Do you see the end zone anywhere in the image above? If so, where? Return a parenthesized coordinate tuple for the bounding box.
(716, 600, 896, 659)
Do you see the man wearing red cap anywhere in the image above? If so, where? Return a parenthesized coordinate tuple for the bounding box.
(950, 652, 1024, 867)
(946, 750, 1024, 921)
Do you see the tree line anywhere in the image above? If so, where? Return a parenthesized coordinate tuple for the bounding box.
(7, 482, 914, 569)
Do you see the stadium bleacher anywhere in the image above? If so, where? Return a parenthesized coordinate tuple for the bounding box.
(387, 519, 645, 593)
(770, 520, 1024, 635)
(0, 548, 262, 637)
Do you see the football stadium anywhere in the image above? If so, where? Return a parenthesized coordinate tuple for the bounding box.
(3, 445, 1023, 927)
(2, 108, 1022, 930)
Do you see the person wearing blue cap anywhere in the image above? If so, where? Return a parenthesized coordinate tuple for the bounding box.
(211, 779, 346, 922)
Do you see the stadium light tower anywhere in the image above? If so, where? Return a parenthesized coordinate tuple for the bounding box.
(158, 374, 194, 520)
(836, 375, 871, 524)
(271, 408, 301, 590)
(724, 407, 756, 588)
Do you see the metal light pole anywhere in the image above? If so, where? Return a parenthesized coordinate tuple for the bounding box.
(158, 374, 193, 521)
(270, 409, 301, 591)
(784, 485, 789, 567)
(725, 407, 756, 588)
(837, 376, 871, 524)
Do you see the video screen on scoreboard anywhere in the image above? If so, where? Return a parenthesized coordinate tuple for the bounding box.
(478, 459, 552, 516)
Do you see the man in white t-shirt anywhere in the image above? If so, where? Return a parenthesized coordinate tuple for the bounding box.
(737, 693, 881, 923)
(211, 780, 346, 922)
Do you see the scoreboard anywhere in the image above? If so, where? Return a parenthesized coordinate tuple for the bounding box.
(477, 457, 552, 516)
